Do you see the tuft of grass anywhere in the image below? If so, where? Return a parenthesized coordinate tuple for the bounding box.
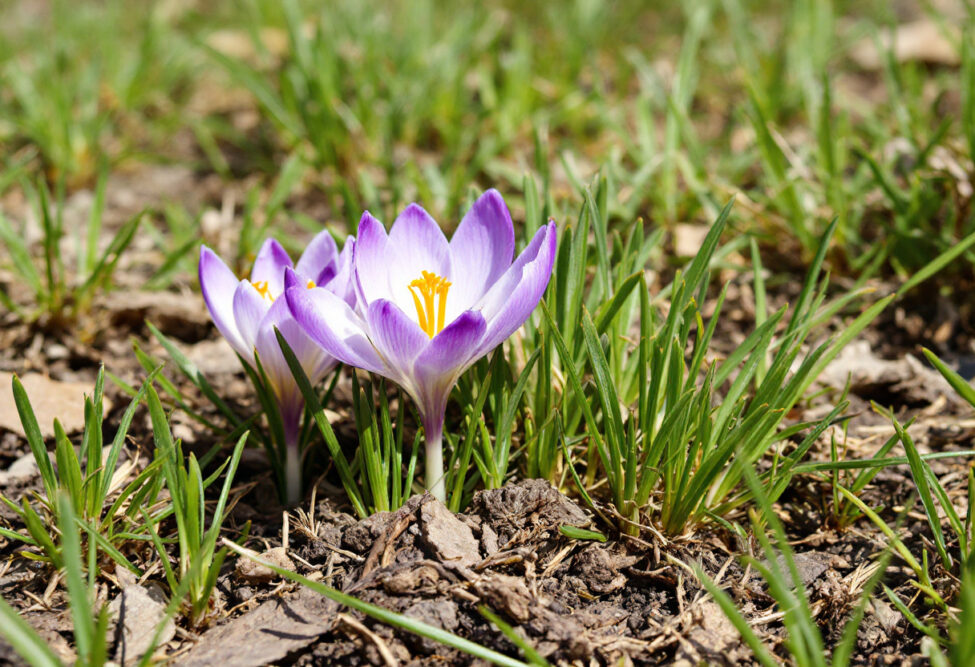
(699, 465, 893, 666)
(0, 367, 162, 572)
(143, 384, 249, 626)
(542, 195, 886, 535)
(0, 174, 144, 328)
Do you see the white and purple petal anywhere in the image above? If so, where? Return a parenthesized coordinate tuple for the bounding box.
(353, 212, 392, 307)
(255, 298, 335, 398)
(385, 204, 452, 315)
(474, 221, 557, 355)
(326, 238, 357, 307)
(232, 281, 271, 355)
(285, 273, 385, 374)
(199, 246, 249, 358)
(295, 231, 339, 285)
(446, 189, 515, 319)
(250, 238, 293, 297)
(365, 299, 430, 369)
(411, 310, 487, 419)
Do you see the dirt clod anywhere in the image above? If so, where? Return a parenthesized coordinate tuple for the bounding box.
(234, 546, 295, 584)
(419, 496, 480, 568)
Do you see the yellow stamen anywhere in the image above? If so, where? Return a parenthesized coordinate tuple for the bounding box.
(306, 280, 316, 289)
(254, 280, 274, 301)
(409, 270, 451, 338)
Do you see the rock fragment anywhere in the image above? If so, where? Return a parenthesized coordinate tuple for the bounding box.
(234, 546, 295, 584)
(418, 497, 480, 567)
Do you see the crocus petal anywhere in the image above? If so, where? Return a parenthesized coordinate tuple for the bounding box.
(411, 310, 487, 419)
(255, 298, 335, 398)
(199, 246, 248, 357)
(254, 298, 334, 444)
(446, 189, 515, 319)
(286, 278, 385, 374)
(365, 299, 430, 370)
(283, 267, 304, 292)
(232, 281, 271, 356)
(326, 238, 357, 307)
(353, 212, 391, 307)
(295, 231, 339, 284)
(475, 221, 557, 356)
(385, 204, 452, 315)
(250, 238, 293, 297)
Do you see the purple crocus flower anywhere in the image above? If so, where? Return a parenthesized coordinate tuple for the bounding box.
(198, 232, 355, 504)
(285, 190, 557, 500)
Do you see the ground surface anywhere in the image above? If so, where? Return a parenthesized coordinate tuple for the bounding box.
(2, 260, 973, 665)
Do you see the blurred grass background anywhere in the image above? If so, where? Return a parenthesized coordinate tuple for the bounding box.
(0, 0, 971, 285)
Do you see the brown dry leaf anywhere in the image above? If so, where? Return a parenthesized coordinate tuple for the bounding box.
(107, 584, 176, 663)
(850, 20, 960, 69)
(181, 588, 337, 667)
(0, 371, 110, 439)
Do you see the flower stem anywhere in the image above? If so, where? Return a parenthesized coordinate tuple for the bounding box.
(284, 441, 302, 507)
(424, 418, 446, 502)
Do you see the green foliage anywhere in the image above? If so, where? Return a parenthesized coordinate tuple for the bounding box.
(144, 384, 249, 626)
(0, 175, 143, 326)
(347, 374, 420, 513)
(699, 466, 892, 667)
(0, 0, 193, 184)
(0, 368, 162, 570)
(541, 195, 886, 535)
(0, 595, 61, 667)
(142, 320, 322, 505)
(0, 492, 191, 666)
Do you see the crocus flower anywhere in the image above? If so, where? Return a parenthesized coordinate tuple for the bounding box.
(198, 232, 355, 504)
(285, 190, 557, 501)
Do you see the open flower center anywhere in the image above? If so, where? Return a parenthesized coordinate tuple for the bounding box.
(409, 270, 451, 338)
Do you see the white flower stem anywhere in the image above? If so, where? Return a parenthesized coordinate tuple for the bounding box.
(424, 419, 446, 502)
(284, 442, 302, 507)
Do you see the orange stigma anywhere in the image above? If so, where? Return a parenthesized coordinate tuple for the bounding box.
(253, 281, 274, 301)
(409, 270, 451, 338)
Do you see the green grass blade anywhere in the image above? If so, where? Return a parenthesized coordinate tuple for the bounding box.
(923, 347, 975, 409)
(11, 376, 58, 502)
(0, 596, 62, 667)
(478, 605, 550, 666)
(57, 494, 94, 661)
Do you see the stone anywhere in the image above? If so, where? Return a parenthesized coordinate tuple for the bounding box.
(418, 497, 480, 567)
(234, 547, 295, 584)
